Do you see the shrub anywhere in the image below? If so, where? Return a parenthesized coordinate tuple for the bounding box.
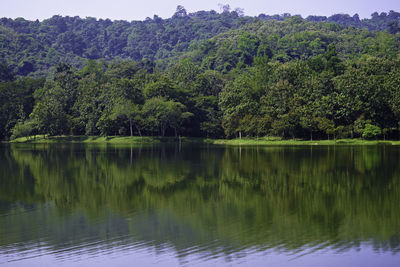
(362, 124, 381, 140)
(11, 120, 36, 140)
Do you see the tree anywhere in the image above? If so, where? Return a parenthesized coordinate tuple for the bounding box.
(142, 98, 191, 137)
(362, 124, 381, 140)
(316, 117, 335, 140)
(30, 64, 78, 135)
(323, 44, 345, 76)
(30, 95, 70, 136)
(0, 62, 14, 82)
(111, 98, 143, 136)
(237, 32, 259, 65)
(10, 120, 36, 140)
(219, 73, 260, 138)
(173, 5, 187, 18)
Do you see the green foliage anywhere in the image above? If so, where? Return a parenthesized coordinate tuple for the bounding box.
(362, 124, 382, 139)
(0, 77, 44, 140)
(0, 9, 400, 140)
(10, 119, 36, 140)
(142, 97, 191, 137)
(0, 61, 15, 81)
(1, 10, 398, 76)
(0, 9, 257, 75)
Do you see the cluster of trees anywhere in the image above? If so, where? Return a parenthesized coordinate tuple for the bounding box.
(6, 60, 200, 139)
(0, 62, 44, 140)
(189, 17, 399, 70)
(258, 9, 400, 33)
(219, 51, 400, 140)
(0, 7, 255, 76)
(1, 9, 400, 140)
(3, 53, 400, 141)
(0, 7, 399, 76)
(305, 10, 400, 32)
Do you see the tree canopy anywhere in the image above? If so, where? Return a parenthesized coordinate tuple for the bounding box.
(0, 8, 400, 140)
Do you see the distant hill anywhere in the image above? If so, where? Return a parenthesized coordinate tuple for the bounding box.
(0, 7, 399, 76)
(182, 17, 400, 73)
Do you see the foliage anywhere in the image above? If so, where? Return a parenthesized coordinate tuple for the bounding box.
(362, 124, 382, 139)
(0, 8, 400, 140)
(0, 9, 399, 76)
(10, 119, 36, 140)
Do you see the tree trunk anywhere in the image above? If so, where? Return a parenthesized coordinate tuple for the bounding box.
(310, 131, 313, 141)
(134, 124, 142, 137)
(174, 128, 177, 138)
(239, 131, 242, 139)
(161, 124, 166, 137)
(129, 118, 133, 137)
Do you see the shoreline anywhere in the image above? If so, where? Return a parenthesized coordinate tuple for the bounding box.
(5, 136, 400, 146)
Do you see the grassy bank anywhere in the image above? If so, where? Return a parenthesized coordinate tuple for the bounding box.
(9, 135, 164, 144)
(206, 137, 400, 146)
(7, 135, 400, 146)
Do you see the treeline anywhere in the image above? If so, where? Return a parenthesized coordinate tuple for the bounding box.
(1, 12, 400, 141)
(263, 10, 400, 32)
(0, 7, 255, 76)
(0, 7, 399, 76)
(1, 53, 400, 140)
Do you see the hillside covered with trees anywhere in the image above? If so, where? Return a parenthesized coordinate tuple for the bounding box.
(1, 7, 399, 76)
(1, 7, 400, 141)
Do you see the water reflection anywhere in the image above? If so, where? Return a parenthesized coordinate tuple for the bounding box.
(0, 144, 400, 266)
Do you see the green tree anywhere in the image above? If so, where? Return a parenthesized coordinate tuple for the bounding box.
(110, 98, 143, 136)
(362, 124, 381, 140)
(142, 97, 191, 137)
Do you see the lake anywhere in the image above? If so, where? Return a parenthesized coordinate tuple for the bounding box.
(0, 143, 399, 266)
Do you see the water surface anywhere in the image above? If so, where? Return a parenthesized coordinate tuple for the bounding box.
(0, 143, 399, 266)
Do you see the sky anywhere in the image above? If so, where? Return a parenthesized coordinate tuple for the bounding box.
(0, 0, 399, 21)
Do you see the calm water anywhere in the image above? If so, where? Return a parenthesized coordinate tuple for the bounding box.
(0, 143, 400, 266)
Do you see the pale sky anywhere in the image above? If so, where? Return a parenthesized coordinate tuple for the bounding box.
(0, 0, 398, 21)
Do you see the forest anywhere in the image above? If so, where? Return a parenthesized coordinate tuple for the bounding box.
(0, 7, 400, 140)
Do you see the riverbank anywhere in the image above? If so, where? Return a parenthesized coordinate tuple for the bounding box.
(6, 135, 400, 146)
(207, 137, 400, 146)
(8, 135, 163, 144)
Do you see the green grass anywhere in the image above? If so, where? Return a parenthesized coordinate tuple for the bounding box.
(9, 135, 162, 144)
(205, 137, 400, 146)
(8, 135, 400, 146)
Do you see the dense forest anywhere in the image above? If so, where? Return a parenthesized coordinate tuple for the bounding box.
(1, 7, 400, 76)
(1, 7, 400, 140)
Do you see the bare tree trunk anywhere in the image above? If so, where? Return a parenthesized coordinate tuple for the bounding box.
(129, 118, 133, 137)
(161, 124, 166, 137)
(239, 131, 242, 139)
(310, 131, 313, 141)
(134, 124, 142, 137)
